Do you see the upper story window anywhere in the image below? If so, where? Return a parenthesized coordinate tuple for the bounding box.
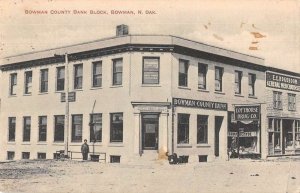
(273, 91, 283, 110)
(248, 73, 256, 96)
(92, 61, 102, 87)
(40, 69, 48, 93)
(9, 73, 17, 96)
(143, 57, 160, 84)
(234, 71, 242, 94)
(112, 58, 123, 86)
(56, 66, 65, 91)
(74, 64, 83, 89)
(177, 113, 189, 144)
(215, 67, 223, 92)
(178, 59, 189, 87)
(24, 71, 32, 94)
(288, 93, 296, 111)
(198, 63, 207, 90)
(110, 113, 123, 142)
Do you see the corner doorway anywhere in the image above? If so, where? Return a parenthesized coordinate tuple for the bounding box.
(142, 114, 159, 150)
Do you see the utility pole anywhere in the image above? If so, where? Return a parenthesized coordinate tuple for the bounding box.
(64, 53, 69, 158)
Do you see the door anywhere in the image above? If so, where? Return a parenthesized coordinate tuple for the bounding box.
(142, 114, 159, 150)
(215, 116, 223, 157)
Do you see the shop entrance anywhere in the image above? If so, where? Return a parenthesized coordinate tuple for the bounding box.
(282, 119, 294, 154)
(215, 116, 223, 157)
(142, 114, 159, 150)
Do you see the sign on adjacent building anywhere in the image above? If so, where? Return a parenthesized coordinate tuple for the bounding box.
(173, 98, 227, 111)
(266, 71, 300, 92)
(234, 105, 260, 121)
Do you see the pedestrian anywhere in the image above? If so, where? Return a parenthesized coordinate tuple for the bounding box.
(81, 139, 89, 161)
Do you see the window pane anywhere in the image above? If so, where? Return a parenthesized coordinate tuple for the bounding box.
(177, 114, 189, 144)
(54, 116, 64, 142)
(39, 116, 47, 141)
(198, 64, 207, 89)
(8, 117, 16, 141)
(90, 114, 102, 142)
(23, 117, 31, 142)
(72, 115, 83, 142)
(110, 113, 123, 142)
(197, 115, 208, 144)
(113, 59, 123, 85)
(143, 58, 159, 84)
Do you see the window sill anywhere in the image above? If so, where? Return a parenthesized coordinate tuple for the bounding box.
(73, 89, 83, 92)
(7, 142, 16, 145)
(52, 142, 64, 145)
(177, 144, 192, 148)
(23, 94, 32, 96)
(108, 143, 124, 147)
(55, 91, 65, 93)
(38, 92, 48, 95)
(90, 87, 102, 90)
(110, 85, 123, 88)
(196, 144, 211, 148)
(141, 84, 161, 87)
(214, 91, 225, 95)
(248, 95, 257, 99)
(198, 89, 209, 93)
(234, 94, 244, 98)
(8, 95, 17, 98)
(288, 109, 296, 112)
(178, 86, 191, 90)
(37, 142, 47, 145)
(21, 142, 31, 145)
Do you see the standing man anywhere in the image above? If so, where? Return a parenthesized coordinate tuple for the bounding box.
(81, 139, 89, 161)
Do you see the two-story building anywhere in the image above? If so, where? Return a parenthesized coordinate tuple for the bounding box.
(0, 25, 289, 163)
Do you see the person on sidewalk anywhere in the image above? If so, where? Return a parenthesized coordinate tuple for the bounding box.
(81, 139, 90, 161)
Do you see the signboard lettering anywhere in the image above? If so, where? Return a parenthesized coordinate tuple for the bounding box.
(234, 105, 260, 121)
(266, 71, 300, 92)
(173, 98, 227, 111)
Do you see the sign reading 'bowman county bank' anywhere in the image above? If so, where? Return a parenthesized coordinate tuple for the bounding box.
(173, 98, 227, 111)
(266, 71, 300, 92)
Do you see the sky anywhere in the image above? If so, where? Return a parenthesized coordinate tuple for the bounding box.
(0, 0, 299, 72)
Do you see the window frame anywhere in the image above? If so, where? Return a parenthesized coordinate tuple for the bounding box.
(40, 69, 49, 93)
(9, 73, 17, 96)
(90, 113, 102, 142)
(71, 114, 83, 142)
(288, 93, 296, 111)
(177, 113, 190, 144)
(56, 66, 65, 91)
(92, 61, 102, 88)
(197, 115, 208, 144)
(178, 59, 189, 87)
(112, 58, 123, 86)
(24, 71, 32, 94)
(23, 116, 31, 142)
(8, 117, 16, 142)
(198, 63, 208, 90)
(74, 63, 83, 90)
(38, 116, 47, 142)
(248, 73, 256, 96)
(215, 66, 223, 92)
(54, 115, 65, 142)
(142, 57, 160, 84)
(110, 113, 123, 143)
(234, 70, 242, 94)
(273, 91, 283, 110)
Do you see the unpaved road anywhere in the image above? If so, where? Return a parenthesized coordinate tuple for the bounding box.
(0, 158, 299, 193)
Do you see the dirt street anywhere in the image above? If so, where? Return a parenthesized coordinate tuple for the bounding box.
(0, 158, 299, 193)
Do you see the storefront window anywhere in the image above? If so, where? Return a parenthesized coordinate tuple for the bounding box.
(177, 114, 189, 144)
(54, 115, 64, 142)
(197, 115, 208, 144)
(274, 119, 281, 150)
(90, 114, 102, 142)
(72, 115, 83, 142)
(295, 120, 300, 149)
(110, 113, 123, 142)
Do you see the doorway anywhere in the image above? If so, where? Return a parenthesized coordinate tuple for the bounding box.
(215, 116, 223, 157)
(142, 114, 159, 150)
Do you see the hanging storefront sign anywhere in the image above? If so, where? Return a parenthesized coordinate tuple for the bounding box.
(228, 131, 257, 137)
(266, 71, 300, 92)
(234, 105, 260, 121)
(173, 98, 227, 111)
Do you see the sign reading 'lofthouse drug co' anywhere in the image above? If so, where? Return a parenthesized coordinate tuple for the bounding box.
(266, 71, 300, 92)
(173, 98, 227, 111)
(234, 105, 260, 121)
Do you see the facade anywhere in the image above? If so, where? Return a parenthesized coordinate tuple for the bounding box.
(0, 26, 299, 163)
(265, 71, 300, 156)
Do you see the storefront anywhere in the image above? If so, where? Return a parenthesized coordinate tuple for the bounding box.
(228, 105, 261, 158)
